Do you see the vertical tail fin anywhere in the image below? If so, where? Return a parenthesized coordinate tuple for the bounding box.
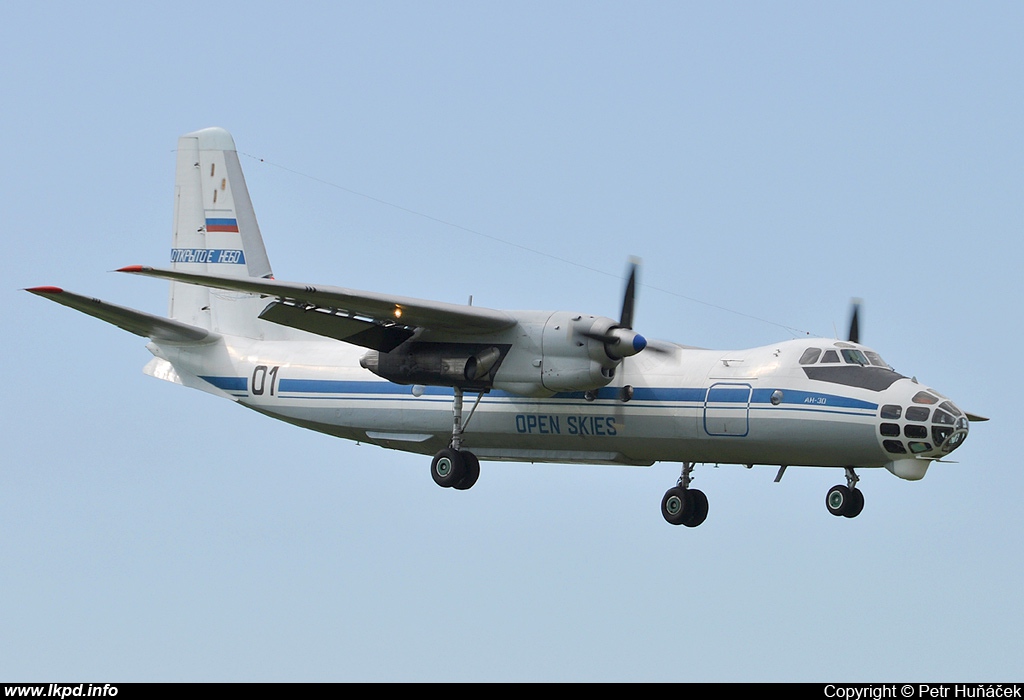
(169, 127, 273, 337)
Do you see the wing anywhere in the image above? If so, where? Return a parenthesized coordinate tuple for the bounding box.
(117, 266, 515, 350)
(26, 286, 217, 343)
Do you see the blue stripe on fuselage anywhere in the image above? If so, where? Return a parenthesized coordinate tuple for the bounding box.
(200, 375, 248, 392)
(200, 376, 878, 413)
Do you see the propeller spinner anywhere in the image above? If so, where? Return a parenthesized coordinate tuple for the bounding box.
(578, 259, 648, 359)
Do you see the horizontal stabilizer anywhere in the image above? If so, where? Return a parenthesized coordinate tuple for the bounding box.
(26, 287, 217, 343)
(117, 266, 516, 335)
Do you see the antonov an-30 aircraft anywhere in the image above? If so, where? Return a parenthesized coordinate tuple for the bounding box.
(28, 127, 986, 527)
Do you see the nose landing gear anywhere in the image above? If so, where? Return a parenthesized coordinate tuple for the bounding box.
(826, 467, 865, 518)
(661, 462, 709, 527)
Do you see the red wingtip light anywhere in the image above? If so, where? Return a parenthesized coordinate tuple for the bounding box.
(26, 286, 64, 294)
(117, 265, 145, 273)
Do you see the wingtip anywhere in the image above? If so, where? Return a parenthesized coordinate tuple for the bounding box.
(25, 286, 64, 295)
(116, 265, 146, 273)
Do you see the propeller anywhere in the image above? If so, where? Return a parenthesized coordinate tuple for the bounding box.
(578, 258, 649, 359)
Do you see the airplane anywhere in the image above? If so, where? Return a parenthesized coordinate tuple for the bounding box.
(27, 127, 986, 527)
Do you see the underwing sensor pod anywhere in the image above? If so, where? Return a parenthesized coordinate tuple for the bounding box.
(27, 127, 987, 527)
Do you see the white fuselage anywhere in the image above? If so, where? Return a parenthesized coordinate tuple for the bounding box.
(147, 330, 966, 479)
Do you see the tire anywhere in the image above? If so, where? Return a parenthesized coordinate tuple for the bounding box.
(843, 488, 865, 518)
(453, 451, 480, 490)
(431, 448, 466, 488)
(661, 487, 691, 525)
(826, 485, 851, 517)
(683, 489, 709, 528)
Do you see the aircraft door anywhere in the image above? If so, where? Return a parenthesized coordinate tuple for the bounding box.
(703, 383, 752, 437)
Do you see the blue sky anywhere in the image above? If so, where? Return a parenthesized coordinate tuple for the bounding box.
(2, 2, 1021, 681)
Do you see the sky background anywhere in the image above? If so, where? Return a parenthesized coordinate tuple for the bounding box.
(2, 1, 1021, 682)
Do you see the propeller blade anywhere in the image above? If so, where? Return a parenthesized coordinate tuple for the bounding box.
(847, 299, 862, 344)
(620, 258, 640, 330)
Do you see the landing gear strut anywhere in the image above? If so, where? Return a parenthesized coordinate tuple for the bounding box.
(661, 462, 709, 527)
(826, 467, 865, 518)
(431, 387, 482, 491)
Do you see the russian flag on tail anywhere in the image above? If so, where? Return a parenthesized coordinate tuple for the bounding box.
(206, 218, 239, 232)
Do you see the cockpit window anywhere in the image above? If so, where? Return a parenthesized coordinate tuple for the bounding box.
(821, 350, 840, 363)
(841, 349, 869, 366)
(799, 348, 822, 365)
(932, 409, 956, 426)
(864, 351, 889, 368)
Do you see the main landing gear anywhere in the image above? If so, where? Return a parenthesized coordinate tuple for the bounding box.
(661, 462, 709, 527)
(431, 387, 482, 491)
(826, 467, 865, 518)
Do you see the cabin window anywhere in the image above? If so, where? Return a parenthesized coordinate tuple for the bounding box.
(799, 348, 822, 365)
(881, 405, 902, 419)
(821, 350, 840, 363)
(905, 406, 930, 422)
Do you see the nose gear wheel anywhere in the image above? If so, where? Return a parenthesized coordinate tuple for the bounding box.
(661, 462, 709, 527)
(826, 468, 865, 518)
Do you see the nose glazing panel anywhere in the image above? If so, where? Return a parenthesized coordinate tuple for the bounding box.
(878, 392, 969, 457)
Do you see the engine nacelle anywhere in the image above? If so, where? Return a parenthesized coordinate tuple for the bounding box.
(359, 312, 639, 397)
(538, 313, 618, 392)
(360, 342, 509, 389)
